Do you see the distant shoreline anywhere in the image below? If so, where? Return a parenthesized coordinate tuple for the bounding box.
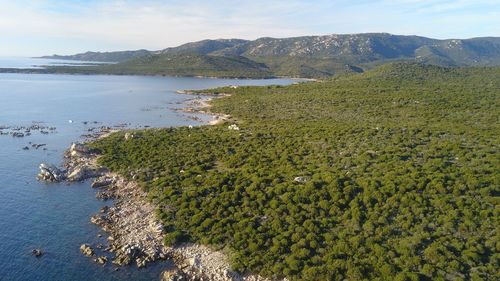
(0, 67, 318, 81)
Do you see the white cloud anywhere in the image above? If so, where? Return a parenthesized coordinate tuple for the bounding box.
(0, 0, 314, 55)
(0, 0, 498, 56)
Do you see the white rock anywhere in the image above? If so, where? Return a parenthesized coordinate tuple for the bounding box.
(228, 124, 240, 131)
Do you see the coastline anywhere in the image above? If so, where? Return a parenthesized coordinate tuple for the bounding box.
(178, 92, 232, 125)
(0, 67, 319, 81)
(0, 68, 278, 80)
(47, 93, 280, 280)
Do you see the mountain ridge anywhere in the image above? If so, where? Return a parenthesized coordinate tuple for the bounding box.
(35, 33, 500, 78)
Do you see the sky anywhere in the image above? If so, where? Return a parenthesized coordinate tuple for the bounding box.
(0, 0, 499, 56)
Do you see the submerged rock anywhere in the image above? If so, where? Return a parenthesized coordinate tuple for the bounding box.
(31, 248, 43, 257)
(32, 143, 46, 149)
(37, 163, 65, 182)
(80, 244, 94, 257)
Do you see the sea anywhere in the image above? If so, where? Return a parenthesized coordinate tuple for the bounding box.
(0, 57, 297, 281)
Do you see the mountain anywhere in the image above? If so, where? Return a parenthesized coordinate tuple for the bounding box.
(40, 49, 152, 62)
(159, 39, 249, 55)
(36, 33, 500, 78)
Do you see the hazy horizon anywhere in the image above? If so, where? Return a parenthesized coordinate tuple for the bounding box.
(1, 0, 499, 56)
(7, 32, 500, 58)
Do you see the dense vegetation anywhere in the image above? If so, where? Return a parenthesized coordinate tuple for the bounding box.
(109, 53, 273, 78)
(90, 63, 499, 280)
(0, 53, 274, 78)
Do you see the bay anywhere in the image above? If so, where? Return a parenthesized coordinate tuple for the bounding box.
(0, 67, 297, 281)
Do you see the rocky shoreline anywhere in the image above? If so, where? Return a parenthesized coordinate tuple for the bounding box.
(37, 123, 280, 280)
(177, 93, 232, 125)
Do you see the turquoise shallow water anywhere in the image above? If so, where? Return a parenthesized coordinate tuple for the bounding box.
(0, 71, 296, 281)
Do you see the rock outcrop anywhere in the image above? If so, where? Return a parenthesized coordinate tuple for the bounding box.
(166, 244, 277, 281)
(37, 164, 65, 182)
(68, 143, 90, 158)
(36, 142, 105, 182)
(89, 175, 169, 269)
(61, 139, 277, 280)
(66, 165, 101, 182)
(91, 176, 115, 188)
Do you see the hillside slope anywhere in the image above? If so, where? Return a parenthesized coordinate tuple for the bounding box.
(91, 63, 499, 280)
(110, 53, 272, 78)
(35, 33, 500, 78)
(40, 49, 152, 62)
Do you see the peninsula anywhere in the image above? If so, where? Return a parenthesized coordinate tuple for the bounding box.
(81, 63, 498, 280)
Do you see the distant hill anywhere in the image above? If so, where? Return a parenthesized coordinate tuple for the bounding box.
(34, 33, 500, 78)
(40, 49, 152, 62)
(98, 53, 272, 78)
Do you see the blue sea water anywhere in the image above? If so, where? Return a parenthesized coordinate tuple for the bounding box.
(0, 63, 296, 281)
(0, 57, 110, 69)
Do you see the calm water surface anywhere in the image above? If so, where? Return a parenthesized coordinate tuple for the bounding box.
(0, 68, 296, 281)
(0, 57, 110, 69)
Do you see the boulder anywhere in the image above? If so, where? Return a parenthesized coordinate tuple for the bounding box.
(90, 214, 109, 227)
(95, 256, 108, 265)
(91, 176, 114, 188)
(293, 176, 308, 184)
(161, 268, 186, 281)
(37, 163, 65, 182)
(113, 253, 132, 266)
(136, 257, 147, 268)
(80, 244, 94, 256)
(69, 143, 89, 158)
(122, 244, 142, 259)
(96, 190, 114, 201)
(188, 257, 200, 267)
(228, 124, 240, 131)
(67, 165, 98, 182)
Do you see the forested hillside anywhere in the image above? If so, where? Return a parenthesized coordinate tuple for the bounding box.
(91, 63, 499, 280)
(40, 49, 152, 62)
(35, 33, 500, 78)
